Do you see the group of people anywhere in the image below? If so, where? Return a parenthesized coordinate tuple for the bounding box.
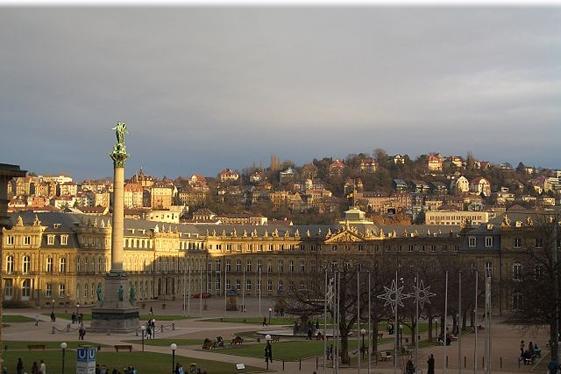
(144, 318, 157, 339)
(15, 358, 46, 374)
(520, 340, 541, 365)
(94, 366, 136, 374)
(175, 363, 205, 374)
(71, 312, 84, 324)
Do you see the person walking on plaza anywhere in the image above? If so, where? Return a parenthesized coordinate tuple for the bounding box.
(39, 360, 46, 374)
(16, 358, 24, 374)
(30, 362, 38, 374)
(264, 341, 273, 364)
(427, 353, 435, 374)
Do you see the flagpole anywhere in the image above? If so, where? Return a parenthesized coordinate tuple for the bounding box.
(415, 273, 419, 372)
(324, 268, 328, 374)
(458, 271, 462, 374)
(394, 270, 398, 374)
(444, 271, 448, 374)
(474, 271, 478, 374)
(357, 270, 361, 373)
(368, 271, 371, 374)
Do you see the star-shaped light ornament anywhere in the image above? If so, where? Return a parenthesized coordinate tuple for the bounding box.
(377, 279, 411, 313)
(412, 280, 436, 310)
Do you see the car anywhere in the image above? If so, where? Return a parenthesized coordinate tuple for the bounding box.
(192, 292, 211, 299)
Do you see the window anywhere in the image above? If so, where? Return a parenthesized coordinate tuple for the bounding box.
(535, 238, 543, 248)
(485, 236, 493, 248)
(84, 283, 89, 298)
(60, 235, 68, 246)
(59, 283, 66, 297)
(246, 261, 252, 272)
(267, 279, 273, 291)
(289, 261, 294, 273)
(256, 278, 261, 290)
(215, 277, 221, 290)
(278, 280, 284, 293)
(59, 258, 66, 273)
(215, 260, 221, 272)
(278, 260, 284, 273)
(98, 257, 103, 273)
(46, 283, 52, 297)
(235, 279, 241, 290)
(47, 235, 55, 245)
(22, 279, 31, 298)
(226, 280, 231, 290)
(246, 279, 252, 291)
(267, 262, 272, 273)
(4, 279, 13, 297)
(6, 256, 14, 274)
(485, 261, 492, 277)
(6, 236, 14, 245)
(257, 260, 262, 272)
(46, 257, 53, 273)
(24, 236, 31, 245)
(514, 237, 522, 248)
(77, 257, 81, 273)
(512, 291, 522, 311)
(300, 261, 305, 273)
(512, 263, 522, 281)
(236, 260, 242, 272)
(535, 265, 544, 278)
(22, 256, 30, 274)
(468, 236, 477, 248)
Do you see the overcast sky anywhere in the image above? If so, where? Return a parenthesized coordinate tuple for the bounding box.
(1, 7, 560, 180)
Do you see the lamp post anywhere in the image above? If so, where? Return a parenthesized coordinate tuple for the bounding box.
(170, 343, 177, 373)
(60, 342, 67, 374)
(141, 325, 146, 352)
(360, 328, 367, 360)
(265, 334, 272, 370)
(51, 299, 55, 314)
(153, 319, 157, 339)
(268, 307, 272, 325)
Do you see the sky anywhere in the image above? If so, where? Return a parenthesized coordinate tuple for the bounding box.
(1, 7, 561, 180)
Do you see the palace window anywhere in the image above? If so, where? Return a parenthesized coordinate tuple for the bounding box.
(278, 280, 284, 293)
(267, 261, 272, 273)
(468, 236, 477, 248)
(84, 283, 89, 298)
(278, 260, 284, 273)
(257, 260, 262, 272)
(4, 279, 13, 297)
(289, 261, 294, 273)
(22, 256, 30, 274)
(236, 260, 242, 272)
(235, 279, 241, 290)
(46, 283, 53, 297)
(22, 279, 31, 298)
(512, 263, 522, 281)
(514, 237, 522, 248)
(226, 280, 231, 290)
(24, 236, 31, 245)
(6, 256, 14, 274)
(215, 260, 221, 272)
(300, 261, 305, 273)
(59, 258, 67, 273)
(6, 236, 14, 245)
(46, 257, 53, 273)
(267, 279, 273, 292)
(246, 279, 252, 291)
(485, 261, 492, 277)
(47, 235, 55, 245)
(226, 260, 231, 272)
(485, 236, 493, 248)
(98, 257, 104, 273)
(59, 283, 66, 297)
(256, 278, 261, 290)
(535, 237, 543, 248)
(61, 235, 68, 245)
(246, 261, 252, 272)
(535, 265, 544, 279)
(512, 291, 522, 311)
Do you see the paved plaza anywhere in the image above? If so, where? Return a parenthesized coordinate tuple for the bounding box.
(1, 297, 551, 373)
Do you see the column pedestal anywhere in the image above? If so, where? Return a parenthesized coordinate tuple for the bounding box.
(90, 272, 139, 333)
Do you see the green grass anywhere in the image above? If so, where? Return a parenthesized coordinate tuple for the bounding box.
(3, 341, 106, 350)
(2, 315, 34, 323)
(200, 317, 297, 325)
(44, 312, 190, 322)
(123, 338, 202, 347)
(2, 350, 263, 373)
(219, 339, 362, 361)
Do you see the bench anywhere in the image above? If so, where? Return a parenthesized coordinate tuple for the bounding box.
(28, 344, 46, 351)
(114, 344, 133, 352)
(379, 351, 393, 361)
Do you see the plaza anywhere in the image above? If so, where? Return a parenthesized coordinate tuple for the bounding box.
(0, 296, 550, 373)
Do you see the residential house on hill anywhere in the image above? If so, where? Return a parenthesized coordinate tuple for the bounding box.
(470, 177, 492, 197)
(218, 169, 240, 183)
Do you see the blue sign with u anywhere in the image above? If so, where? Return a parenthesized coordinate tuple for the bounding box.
(77, 347, 96, 362)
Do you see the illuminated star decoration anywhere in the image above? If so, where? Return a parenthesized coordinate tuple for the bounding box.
(377, 279, 411, 313)
(412, 279, 436, 310)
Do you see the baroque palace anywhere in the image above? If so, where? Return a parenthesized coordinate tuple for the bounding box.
(0, 207, 548, 315)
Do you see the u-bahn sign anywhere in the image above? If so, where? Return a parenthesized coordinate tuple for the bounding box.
(76, 346, 96, 374)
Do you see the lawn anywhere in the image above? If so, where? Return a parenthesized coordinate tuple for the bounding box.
(2, 315, 34, 323)
(2, 350, 263, 373)
(3, 341, 106, 350)
(219, 339, 361, 361)
(44, 313, 189, 322)
(123, 338, 202, 347)
(200, 317, 297, 325)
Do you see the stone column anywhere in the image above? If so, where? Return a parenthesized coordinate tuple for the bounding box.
(110, 164, 125, 273)
(0, 163, 27, 372)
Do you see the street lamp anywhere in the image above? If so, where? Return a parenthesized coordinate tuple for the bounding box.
(268, 307, 272, 325)
(141, 325, 146, 352)
(265, 335, 272, 370)
(76, 303, 80, 315)
(153, 319, 157, 339)
(60, 342, 67, 374)
(51, 299, 55, 314)
(170, 343, 177, 373)
(360, 328, 367, 360)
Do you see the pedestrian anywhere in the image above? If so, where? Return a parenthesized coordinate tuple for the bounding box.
(427, 353, 435, 374)
(548, 359, 558, 374)
(406, 359, 415, 374)
(150, 306, 153, 315)
(100, 365, 108, 374)
(262, 317, 267, 327)
(50, 311, 56, 322)
(16, 358, 24, 374)
(307, 328, 313, 340)
(264, 341, 273, 364)
(39, 360, 46, 374)
(31, 362, 38, 374)
(71, 312, 76, 324)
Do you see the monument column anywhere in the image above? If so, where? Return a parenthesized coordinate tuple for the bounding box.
(91, 122, 139, 333)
